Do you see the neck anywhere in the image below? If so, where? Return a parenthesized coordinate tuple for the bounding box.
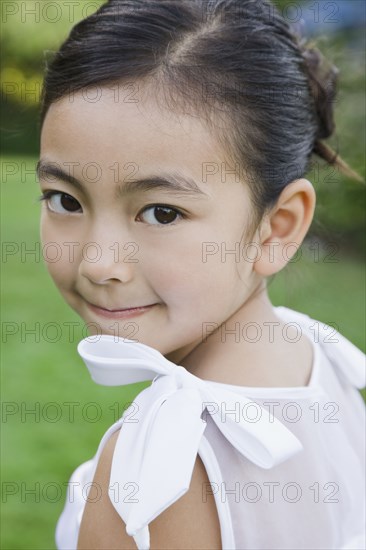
(165, 281, 313, 388)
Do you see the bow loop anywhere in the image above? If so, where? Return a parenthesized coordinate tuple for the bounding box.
(78, 335, 177, 385)
(201, 384, 303, 468)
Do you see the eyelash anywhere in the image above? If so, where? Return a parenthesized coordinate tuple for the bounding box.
(38, 191, 187, 226)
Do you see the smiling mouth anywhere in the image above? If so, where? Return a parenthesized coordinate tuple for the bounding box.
(86, 302, 158, 319)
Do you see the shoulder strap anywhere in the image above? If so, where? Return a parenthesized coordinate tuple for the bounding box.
(275, 306, 366, 389)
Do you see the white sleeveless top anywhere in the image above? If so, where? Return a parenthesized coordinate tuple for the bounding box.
(55, 306, 366, 550)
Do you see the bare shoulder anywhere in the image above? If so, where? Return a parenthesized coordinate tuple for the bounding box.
(77, 428, 222, 550)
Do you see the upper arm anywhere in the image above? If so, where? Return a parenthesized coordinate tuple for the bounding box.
(77, 429, 222, 549)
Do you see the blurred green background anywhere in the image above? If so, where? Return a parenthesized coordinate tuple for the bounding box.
(1, 1, 365, 549)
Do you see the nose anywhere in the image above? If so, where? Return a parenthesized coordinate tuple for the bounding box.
(78, 239, 136, 285)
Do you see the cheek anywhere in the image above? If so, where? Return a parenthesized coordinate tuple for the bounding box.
(40, 217, 76, 292)
(147, 248, 242, 310)
(42, 248, 82, 317)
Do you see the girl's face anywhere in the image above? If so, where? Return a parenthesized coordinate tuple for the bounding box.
(39, 87, 264, 362)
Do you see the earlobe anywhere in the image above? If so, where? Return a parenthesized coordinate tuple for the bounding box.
(253, 178, 316, 277)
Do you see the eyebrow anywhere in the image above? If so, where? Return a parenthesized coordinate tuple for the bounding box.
(36, 160, 208, 199)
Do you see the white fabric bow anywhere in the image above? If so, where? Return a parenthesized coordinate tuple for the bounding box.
(78, 335, 304, 549)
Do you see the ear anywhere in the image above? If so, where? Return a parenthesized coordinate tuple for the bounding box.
(253, 178, 316, 277)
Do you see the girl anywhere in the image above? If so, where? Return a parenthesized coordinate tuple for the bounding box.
(37, 0, 365, 548)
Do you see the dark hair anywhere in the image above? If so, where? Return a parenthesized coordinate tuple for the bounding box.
(39, 0, 361, 235)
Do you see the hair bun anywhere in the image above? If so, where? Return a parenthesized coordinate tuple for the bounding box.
(302, 45, 364, 183)
(301, 45, 339, 140)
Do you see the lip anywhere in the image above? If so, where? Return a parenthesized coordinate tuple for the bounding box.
(86, 302, 158, 319)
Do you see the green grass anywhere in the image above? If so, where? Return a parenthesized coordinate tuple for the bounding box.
(1, 155, 365, 550)
(1, 157, 149, 549)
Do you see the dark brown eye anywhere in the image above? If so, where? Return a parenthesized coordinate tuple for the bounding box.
(59, 193, 81, 212)
(153, 206, 178, 224)
(138, 205, 181, 225)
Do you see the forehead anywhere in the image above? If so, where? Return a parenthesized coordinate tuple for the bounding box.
(40, 86, 227, 179)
